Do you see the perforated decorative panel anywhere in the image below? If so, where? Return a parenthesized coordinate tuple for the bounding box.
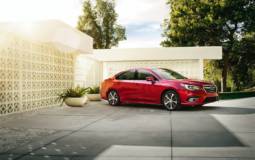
(0, 33, 75, 115)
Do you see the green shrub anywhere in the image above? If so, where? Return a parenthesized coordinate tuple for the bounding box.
(87, 86, 100, 94)
(57, 86, 88, 103)
(219, 91, 255, 100)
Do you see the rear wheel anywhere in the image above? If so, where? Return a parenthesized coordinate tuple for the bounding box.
(107, 90, 120, 106)
(162, 90, 181, 111)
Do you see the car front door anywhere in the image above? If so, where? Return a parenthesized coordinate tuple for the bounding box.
(134, 69, 159, 103)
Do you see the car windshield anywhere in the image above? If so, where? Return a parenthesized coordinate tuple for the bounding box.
(152, 68, 187, 80)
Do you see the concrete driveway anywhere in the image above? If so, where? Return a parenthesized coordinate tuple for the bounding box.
(0, 98, 255, 160)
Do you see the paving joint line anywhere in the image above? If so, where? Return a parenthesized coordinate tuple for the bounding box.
(12, 110, 120, 160)
(170, 110, 173, 160)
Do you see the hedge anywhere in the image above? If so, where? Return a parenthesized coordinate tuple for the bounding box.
(219, 91, 255, 100)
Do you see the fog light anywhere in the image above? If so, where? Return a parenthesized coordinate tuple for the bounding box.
(188, 97, 199, 102)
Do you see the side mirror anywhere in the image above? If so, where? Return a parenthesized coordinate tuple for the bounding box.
(146, 76, 156, 84)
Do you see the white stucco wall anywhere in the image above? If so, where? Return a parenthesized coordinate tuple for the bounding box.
(73, 58, 205, 87)
(92, 47, 222, 61)
(74, 55, 103, 87)
(73, 46, 222, 87)
(103, 60, 203, 80)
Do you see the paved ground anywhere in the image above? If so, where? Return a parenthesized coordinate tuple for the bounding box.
(0, 97, 255, 160)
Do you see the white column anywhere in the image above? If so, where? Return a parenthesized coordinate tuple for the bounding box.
(199, 59, 204, 80)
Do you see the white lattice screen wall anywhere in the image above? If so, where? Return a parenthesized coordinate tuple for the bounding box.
(103, 60, 202, 79)
(0, 33, 75, 115)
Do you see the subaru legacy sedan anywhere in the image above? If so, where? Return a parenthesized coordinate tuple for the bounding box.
(100, 68, 218, 110)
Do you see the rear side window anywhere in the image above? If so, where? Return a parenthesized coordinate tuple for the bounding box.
(137, 69, 155, 80)
(116, 70, 136, 80)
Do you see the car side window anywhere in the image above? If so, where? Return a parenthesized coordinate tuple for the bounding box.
(116, 70, 136, 80)
(137, 69, 156, 80)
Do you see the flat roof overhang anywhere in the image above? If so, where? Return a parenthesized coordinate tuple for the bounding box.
(0, 20, 93, 54)
(90, 46, 222, 61)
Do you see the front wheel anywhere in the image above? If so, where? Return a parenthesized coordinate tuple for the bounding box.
(162, 90, 181, 111)
(107, 90, 120, 106)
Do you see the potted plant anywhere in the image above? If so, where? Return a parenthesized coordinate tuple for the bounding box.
(86, 86, 101, 101)
(57, 86, 88, 107)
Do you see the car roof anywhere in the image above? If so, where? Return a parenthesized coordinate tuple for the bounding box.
(127, 67, 156, 71)
(118, 67, 163, 79)
(115, 67, 153, 76)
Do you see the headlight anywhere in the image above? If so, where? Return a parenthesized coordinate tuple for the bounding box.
(181, 84, 201, 91)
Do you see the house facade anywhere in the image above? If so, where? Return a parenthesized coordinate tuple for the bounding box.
(0, 20, 222, 115)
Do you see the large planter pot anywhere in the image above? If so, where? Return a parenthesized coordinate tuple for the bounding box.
(64, 96, 88, 107)
(87, 94, 101, 101)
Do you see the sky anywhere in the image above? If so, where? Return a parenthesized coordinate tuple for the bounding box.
(0, 0, 169, 48)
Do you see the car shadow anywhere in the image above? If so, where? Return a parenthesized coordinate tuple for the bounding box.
(116, 102, 255, 147)
(173, 105, 255, 147)
(178, 105, 255, 115)
(119, 103, 165, 110)
(118, 102, 255, 115)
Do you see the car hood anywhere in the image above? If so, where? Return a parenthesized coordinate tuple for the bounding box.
(164, 79, 213, 86)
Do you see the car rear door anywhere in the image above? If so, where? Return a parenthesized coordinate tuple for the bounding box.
(114, 69, 138, 102)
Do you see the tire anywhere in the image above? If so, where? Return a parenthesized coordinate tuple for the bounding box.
(107, 90, 120, 106)
(162, 90, 181, 111)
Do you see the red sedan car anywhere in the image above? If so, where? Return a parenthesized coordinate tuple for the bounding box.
(100, 68, 218, 110)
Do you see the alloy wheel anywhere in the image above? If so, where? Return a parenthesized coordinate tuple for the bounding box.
(108, 90, 119, 106)
(163, 91, 180, 111)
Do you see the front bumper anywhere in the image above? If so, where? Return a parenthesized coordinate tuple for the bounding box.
(179, 89, 219, 106)
(203, 96, 219, 104)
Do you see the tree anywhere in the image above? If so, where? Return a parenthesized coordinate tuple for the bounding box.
(161, 0, 255, 91)
(231, 33, 255, 90)
(77, 0, 126, 49)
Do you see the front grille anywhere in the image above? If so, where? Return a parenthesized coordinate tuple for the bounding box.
(203, 85, 217, 93)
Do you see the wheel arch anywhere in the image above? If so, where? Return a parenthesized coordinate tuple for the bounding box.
(106, 88, 117, 96)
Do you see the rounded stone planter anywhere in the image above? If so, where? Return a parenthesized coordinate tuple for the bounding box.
(87, 94, 101, 101)
(64, 96, 88, 107)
